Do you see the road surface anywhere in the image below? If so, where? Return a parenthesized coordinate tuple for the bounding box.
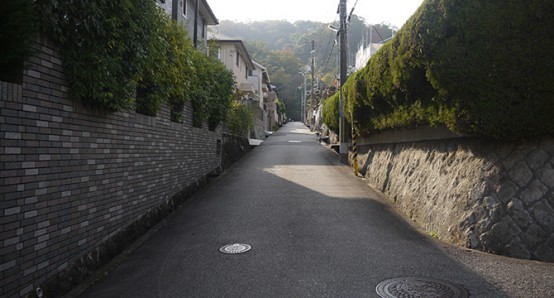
(80, 122, 503, 297)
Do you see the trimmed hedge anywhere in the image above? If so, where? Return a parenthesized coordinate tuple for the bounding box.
(340, 0, 554, 139)
(322, 93, 339, 132)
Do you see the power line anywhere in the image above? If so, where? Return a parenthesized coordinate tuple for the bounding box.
(347, 0, 360, 23)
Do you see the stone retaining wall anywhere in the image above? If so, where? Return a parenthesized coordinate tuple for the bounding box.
(0, 35, 248, 297)
(355, 133, 554, 262)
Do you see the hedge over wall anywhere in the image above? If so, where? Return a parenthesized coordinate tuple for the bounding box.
(339, 0, 554, 140)
(35, 0, 235, 127)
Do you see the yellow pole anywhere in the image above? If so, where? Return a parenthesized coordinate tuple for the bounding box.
(353, 127, 359, 176)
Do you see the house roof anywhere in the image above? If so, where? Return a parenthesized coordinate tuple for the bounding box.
(213, 40, 255, 70)
(201, 0, 218, 25)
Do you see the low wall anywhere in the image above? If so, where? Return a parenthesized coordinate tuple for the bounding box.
(0, 35, 248, 297)
(354, 128, 554, 262)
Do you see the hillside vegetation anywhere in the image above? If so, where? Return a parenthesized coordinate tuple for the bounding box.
(331, 0, 554, 139)
(216, 18, 395, 121)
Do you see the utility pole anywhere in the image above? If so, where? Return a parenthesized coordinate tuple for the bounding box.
(300, 72, 307, 123)
(310, 40, 316, 130)
(338, 0, 348, 162)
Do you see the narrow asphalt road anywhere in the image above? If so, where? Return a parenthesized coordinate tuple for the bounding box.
(80, 122, 504, 297)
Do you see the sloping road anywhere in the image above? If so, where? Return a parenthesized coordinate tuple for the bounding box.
(80, 122, 503, 297)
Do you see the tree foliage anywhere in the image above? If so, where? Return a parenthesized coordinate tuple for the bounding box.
(217, 16, 393, 121)
(226, 92, 254, 136)
(0, 0, 38, 82)
(246, 42, 302, 120)
(35, 0, 234, 128)
(322, 93, 339, 132)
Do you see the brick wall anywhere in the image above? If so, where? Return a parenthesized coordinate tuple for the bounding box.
(0, 35, 227, 297)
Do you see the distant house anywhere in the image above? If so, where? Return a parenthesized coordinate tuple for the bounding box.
(211, 40, 256, 95)
(211, 39, 258, 135)
(210, 39, 286, 136)
(249, 61, 271, 138)
(354, 42, 384, 70)
(156, 0, 218, 50)
(354, 27, 394, 70)
(266, 85, 279, 131)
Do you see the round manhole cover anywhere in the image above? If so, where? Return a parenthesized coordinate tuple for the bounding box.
(376, 277, 468, 298)
(219, 243, 251, 254)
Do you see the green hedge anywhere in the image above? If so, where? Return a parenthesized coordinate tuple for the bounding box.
(226, 93, 254, 136)
(0, 0, 38, 82)
(36, 0, 234, 128)
(340, 0, 554, 139)
(322, 93, 339, 132)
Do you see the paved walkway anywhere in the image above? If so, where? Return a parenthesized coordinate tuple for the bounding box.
(77, 122, 552, 297)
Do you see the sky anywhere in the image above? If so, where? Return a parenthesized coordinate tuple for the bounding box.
(207, 0, 425, 28)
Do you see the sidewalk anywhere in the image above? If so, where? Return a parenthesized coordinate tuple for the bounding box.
(443, 244, 554, 297)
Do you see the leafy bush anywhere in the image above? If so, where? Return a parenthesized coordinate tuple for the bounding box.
(322, 93, 339, 132)
(0, 0, 38, 82)
(137, 15, 195, 117)
(36, 0, 235, 129)
(226, 94, 254, 136)
(341, 0, 554, 139)
(190, 50, 235, 129)
(38, 0, 162, 111)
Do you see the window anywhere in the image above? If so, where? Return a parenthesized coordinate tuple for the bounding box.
(182, 0, 187, 16)
(236, 51, 240, 67)
(202, 18, 206, 39)
(216, 140, 222, 155)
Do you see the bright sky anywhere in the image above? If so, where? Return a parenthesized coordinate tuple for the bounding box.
(207, 0, 425, 28)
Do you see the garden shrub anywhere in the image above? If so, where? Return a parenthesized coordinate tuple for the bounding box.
(37, 0, 163, 111)
(0, 0, 38, 82)
(226, 93, 254, 136)
(322, 93, 339, 132)
(35, 0, 234, 128)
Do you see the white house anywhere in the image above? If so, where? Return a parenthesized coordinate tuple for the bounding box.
(211, 39, 256, 95)
(248, 61, 271, 139)
(156, 0, 218, 49)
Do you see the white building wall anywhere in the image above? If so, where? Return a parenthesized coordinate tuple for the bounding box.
(354, 43, 384, 70)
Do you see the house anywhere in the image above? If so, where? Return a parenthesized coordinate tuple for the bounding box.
(210, 39, 257, 134)
(266, 85, 279, 131)
(156, 0, 218, 49)
(249, 61, 271, 139)
(354, 42, 384, 70)
(211, 40, 255, 93)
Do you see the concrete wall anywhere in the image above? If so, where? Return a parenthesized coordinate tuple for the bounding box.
(0, 35, 244, 297)
(354, 128, 554, 262)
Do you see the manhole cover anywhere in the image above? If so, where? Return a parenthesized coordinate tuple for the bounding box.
(376, 277, 468, 298)
(219, 243, 251, 254)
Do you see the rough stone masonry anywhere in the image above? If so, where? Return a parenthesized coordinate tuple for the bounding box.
(356, 136, 554, 262)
